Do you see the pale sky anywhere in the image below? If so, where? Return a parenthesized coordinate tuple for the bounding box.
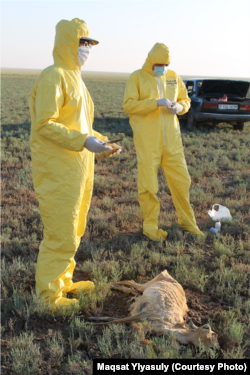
(1, 0, 250, 78)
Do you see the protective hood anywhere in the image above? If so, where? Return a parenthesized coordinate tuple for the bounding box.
(142, 43, 171, 76)
(53, 18, 90, 70)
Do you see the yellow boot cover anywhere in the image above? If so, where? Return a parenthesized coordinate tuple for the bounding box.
(123, 43, 203, 241)
(63, 281, 95, 295)
(29, 19, 108, 306)
(143, 228, 168, 242)
(50, 297, 80, 313)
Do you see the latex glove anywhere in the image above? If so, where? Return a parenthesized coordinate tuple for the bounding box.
(84, 136, 113, 153)
(157, 98, 173, 108)
(168, 101, 183, 114)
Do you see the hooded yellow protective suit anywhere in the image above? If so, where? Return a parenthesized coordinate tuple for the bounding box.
(29, 18, 105, 311)
(123, 43, 203, 241)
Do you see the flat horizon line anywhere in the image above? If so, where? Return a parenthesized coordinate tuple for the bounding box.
(1, 68, 249, 81)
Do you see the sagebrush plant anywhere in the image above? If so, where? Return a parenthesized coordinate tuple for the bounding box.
(45, 329, 65, 367)
(1, 72, 250, 373)
(64, 354, 93, 375)
(96, 320, 220, 359)
(8, 332, 42, 375)
(68, 317, 93, 355)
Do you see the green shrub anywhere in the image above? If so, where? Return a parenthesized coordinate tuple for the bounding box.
(8, 332, 42, 374)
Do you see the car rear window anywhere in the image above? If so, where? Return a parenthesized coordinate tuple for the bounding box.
(197, 81, 203, 94)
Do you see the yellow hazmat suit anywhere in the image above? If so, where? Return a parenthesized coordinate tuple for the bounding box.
(29, 18, 105, 311)
(123, 43, 203, 241)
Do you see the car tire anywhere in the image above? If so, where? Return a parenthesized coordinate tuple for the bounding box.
(187, 110, 196, 129)
(233, 123, 244, 131)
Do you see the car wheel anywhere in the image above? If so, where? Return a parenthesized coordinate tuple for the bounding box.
(187, 110, 196, 129)
(233, 123, 244, 131)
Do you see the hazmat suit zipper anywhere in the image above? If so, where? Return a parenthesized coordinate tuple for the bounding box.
(157, 77, 166, 147)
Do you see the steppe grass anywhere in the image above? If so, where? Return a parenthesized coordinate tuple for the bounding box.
(1, 72, 250, 372)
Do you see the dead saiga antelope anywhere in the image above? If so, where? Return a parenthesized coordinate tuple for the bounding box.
(89, 270, 219, 350)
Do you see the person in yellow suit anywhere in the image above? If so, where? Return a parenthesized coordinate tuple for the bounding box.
(29, 18, 120, 312)
(123, 43, 203, 242)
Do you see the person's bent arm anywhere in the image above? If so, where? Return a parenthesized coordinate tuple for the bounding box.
(35, 80, 88, 151)
(123, 72, 158, 116)
(176, 75, 191, 115)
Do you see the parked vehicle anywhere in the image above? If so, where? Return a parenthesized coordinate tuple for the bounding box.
(178, 79, 250, 130)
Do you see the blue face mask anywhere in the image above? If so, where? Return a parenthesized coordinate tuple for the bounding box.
(153, 66, 168, 77)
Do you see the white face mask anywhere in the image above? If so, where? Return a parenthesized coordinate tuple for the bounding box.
(78, 46, 91, 66)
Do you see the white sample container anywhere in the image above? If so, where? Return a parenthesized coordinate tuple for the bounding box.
(215, 222, 221, 232)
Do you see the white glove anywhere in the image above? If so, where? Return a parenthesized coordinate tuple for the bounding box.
(168, 101, 183, 114)
(157, 98, 173, 108)
(84, 136, 113, 153)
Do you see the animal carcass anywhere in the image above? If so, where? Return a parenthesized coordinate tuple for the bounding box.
(89, 270, 219, 349)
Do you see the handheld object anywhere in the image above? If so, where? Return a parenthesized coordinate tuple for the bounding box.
(104, 138, 123, 144)
(96, 142, 122, 163)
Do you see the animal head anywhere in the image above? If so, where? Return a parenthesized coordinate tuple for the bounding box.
(186, 323, 219, 349)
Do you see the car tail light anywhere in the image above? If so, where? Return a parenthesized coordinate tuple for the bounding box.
(240, 104, 250, 111)
(203, 103, 218, 110)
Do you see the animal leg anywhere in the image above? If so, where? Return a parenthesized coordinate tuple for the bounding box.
(114, 280, 146, 293)
(115, 270, 176, 292)
(87, 317, 119, 322)
(87, 311, 151, 325)
(111, 285, 138, 295)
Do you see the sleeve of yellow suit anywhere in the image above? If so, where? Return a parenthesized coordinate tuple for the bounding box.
(123, 72, 158, 116)
(35, 79, 88, 152)
(176, 75, 191, 116)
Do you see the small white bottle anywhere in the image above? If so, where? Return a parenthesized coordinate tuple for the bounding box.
(215, 222, 221, 232)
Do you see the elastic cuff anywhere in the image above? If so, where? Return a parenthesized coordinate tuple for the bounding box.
(83, 135, 89, 148)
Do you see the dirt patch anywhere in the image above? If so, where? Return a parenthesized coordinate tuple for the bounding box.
(99, 290, 132, 320)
